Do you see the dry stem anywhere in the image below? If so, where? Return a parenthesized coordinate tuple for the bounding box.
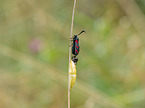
(68, 0, 77, 108)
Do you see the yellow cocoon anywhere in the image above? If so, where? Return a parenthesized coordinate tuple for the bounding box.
(69, 60, 76, 91)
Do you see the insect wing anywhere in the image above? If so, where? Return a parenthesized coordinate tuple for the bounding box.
(75, 37, 79, 55)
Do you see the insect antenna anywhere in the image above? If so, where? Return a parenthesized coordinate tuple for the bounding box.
(77, 30, 86, 36)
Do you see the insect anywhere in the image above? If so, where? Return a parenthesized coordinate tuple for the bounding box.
(71, 30, 86, 64)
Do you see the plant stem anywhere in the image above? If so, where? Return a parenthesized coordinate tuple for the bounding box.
(68, 0, 77, 108)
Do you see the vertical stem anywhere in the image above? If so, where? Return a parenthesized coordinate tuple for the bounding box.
(69, 0, 77, 61)
(68, 0, 77, 108)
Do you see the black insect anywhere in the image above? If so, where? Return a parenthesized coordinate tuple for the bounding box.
(71, 30, 85, 64)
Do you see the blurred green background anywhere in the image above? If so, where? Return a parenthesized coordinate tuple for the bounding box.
(0, 0, 145, 108)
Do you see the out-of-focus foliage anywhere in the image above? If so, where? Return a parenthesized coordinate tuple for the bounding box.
(0, 0, 145, 108)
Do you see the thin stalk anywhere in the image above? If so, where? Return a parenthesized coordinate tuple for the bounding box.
(68, 0, 77, 108)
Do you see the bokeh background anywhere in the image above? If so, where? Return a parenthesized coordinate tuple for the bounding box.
(0, 0, 145, 108)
